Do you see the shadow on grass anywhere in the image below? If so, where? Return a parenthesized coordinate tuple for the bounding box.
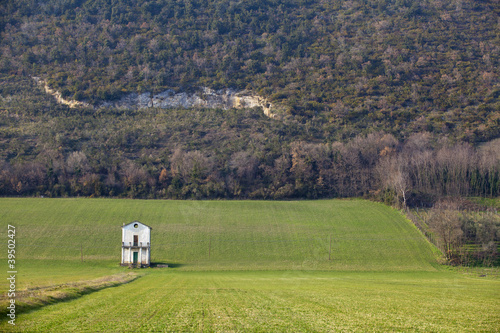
(151, 262, 185, 269)
(0, 273, 142, 321)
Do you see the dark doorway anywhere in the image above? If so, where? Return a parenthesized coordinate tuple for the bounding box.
(133, 252, 138, 264)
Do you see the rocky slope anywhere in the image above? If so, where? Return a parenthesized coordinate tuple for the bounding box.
(100, 87, 276, 118)
(34, 78, 277, 118)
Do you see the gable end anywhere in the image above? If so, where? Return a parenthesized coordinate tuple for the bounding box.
(121, 221, 153, 230)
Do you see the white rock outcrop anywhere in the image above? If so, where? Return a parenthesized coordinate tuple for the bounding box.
(34, 77, 276, 118)
(33, 77, 92, 109)
(99, 87, 275, 118)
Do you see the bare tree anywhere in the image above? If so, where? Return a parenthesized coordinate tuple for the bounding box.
(120, 160, 154, 197)
(427, 204, 464, 263)
(66, 151, 90, 175)
(230, 151, 259, 182)
(390, 165, 410, 208)
(170, 148, 214, 184)
(376, 155, 410, 208)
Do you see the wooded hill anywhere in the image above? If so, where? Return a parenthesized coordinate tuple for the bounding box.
(1, 0, 499, 141)
(1, 76, 499, 202)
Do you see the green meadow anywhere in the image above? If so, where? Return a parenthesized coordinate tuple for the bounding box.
(0, 198, 499, 332)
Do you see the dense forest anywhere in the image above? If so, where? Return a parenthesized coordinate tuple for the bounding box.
(1, 76, 499, 202)
(1, 0, 499, 141)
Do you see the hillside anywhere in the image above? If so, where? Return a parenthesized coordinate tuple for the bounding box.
(0, 198, 439, 271)
(1, 0, 499, 201)
(1, 0, 499, 140)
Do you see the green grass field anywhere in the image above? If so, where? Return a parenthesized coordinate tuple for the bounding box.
(1, 198, 499, 332)
(6, 270, 500, 332)
(0, 198, 438, 271)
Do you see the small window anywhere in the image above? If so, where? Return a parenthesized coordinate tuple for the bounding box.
(134, 223, 138, 228)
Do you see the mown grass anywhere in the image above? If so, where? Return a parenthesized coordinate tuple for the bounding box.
(1, 198, 498, 332)
(0, 198, 438, 271)
(3, 270, 499, 332)
(0, 260, 129, 294)
(0, 271, 139, 320)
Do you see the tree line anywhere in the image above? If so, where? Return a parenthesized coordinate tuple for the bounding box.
(1, 132, 498, 203)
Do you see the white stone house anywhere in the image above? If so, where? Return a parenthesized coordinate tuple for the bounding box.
(121, 221, 151, 267)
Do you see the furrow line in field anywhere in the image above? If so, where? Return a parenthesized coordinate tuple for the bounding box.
(0, 272, 142, 322)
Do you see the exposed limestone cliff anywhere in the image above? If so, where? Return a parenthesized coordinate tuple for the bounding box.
(99, 87, 275, 118)
(34, 78, 277, 118)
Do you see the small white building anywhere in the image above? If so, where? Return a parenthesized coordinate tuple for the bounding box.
(121, 221, 151, 267)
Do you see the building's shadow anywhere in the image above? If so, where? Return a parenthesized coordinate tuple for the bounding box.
(150, 262, 185, 268)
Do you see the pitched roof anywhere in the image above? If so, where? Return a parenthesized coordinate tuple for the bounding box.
(121, 220, 153, 230)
